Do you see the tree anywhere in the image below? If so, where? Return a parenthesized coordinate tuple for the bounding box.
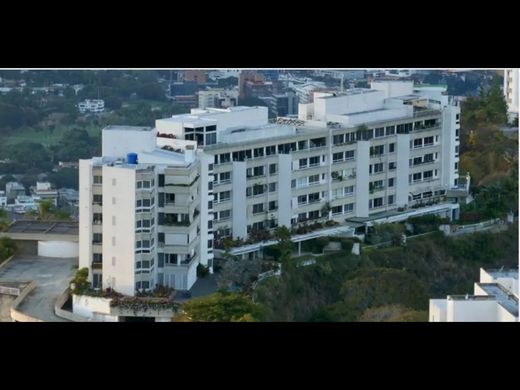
(358, 305, 428, 322)
(0, 209, 9, 232)
(0, 237, 16, 262)
(47, 168, 79, 190)
(5, 142, 53, 172)
(216, 256, 264, 294)
(274, 226, 292, 265)
(367, 223, 405, 245)
(177, 292, 263, 322)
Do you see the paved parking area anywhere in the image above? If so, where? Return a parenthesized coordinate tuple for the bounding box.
(0, 256, 78, 322)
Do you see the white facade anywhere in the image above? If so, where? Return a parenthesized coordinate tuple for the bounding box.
(79, 125, 213, 297)
(78, 99, 105, 114)
(31, 181, 58, 207)
(429, 267, 518, 322)
(198, 89, 238, 109)
(504, 69, 518, 120)
(160, 81, 462, 244)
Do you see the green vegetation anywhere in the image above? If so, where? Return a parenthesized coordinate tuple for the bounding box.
(71, 267, 90, 294)
(0, 209, 9, 232)
(0, 236, 16, 262)
(177, 291, 264, 322)
(253, 225, 518, 322)
(407, 215, 449, 234)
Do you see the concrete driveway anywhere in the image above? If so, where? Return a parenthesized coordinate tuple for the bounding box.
(0, 256, 78, 322)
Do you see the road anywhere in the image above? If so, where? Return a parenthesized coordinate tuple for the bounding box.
(0, 256, 77, 322)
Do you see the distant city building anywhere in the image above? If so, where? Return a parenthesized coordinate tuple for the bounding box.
(0, 190, 6, 208)
(504, 69, 518, 121)
(31, 181, 58, 207)
(430, 268, 518, 322)
(14, 195, 38, 213)
(290, 81, 328, 104)
(178, 70, 207, 84)
(5, 182, 25, 201)
(264, 92, 299, 117)
(78, 99, 105, 114)
(198, 89, 238, 109)
(239, 71, 275, 99)
(313, 70, 366, 80)
(58, 188, 79, 208)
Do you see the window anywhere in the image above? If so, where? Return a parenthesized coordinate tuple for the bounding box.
(333, 152, 343, 163)
(208, 201, 213, 209)
(308, 174, 320, 185)
(269, 200, 278, 211)
(298, 140, 308, 150)
(413, 172, 422, 182)
(253, 166, 265, 177)
(93, 175, 102, 184)
(309, 156, 320, 166)
(165, 253, 177, 265)
(297, 195, 307, 204)
(389, 162, 396, 170)
(266, 145, 276, 155)
(386, 126, 395, 136)
(269, 163, 277, 174)
(308, 210, 320, 220)
(310, 137, 326, 148)
(455, 129, 459, 137)
(413, 139, 423, 148)
(455, 145, 459, 156)
(389, 143, 395, 153)
(269, 182, 276, 192)
(93, 195, 102, 205)
(373, 197, 384, 208)
(370, 145, 384, 156)
(332, 206, 343, 215)
(142, 180, 151, 189)
(423, 171, 433, 180)
(333, 134, 344, 145)
(252, 203, 264, 214)
(219, 191, 231, 202)
(373, 163, 384, 173)
(422, 191, 432, 198)
(254, 147, 264, 158)
(344, 203, 354, 213)
(424, 153, 434, 163)
(220, 153, 231, 163)
(388, 195, 395, 205)
(252, 184, 265, 196)
(388, 178, 395, 187)
(93, 253, 103, 262)
(308, 192, 320, 203)
(299, 158, 308, 169)
(414, 157, 422, 166)
(93, 233, 102, 243)
(454, 162, 458, 170)
(424, 136, 434, 146)
(375, 127, 385, 137)
(344, 185, 354, 195)
(219, 172, 231, 183)
(158, 174, 165, 187)
(345, 150, 355, 160)
(208, 181, 213, 190)
(205, 133, 217, 145)
(219, 209, 231, 220)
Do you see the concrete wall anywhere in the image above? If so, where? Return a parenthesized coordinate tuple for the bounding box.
(79, 159, 93, 271)
(429, 299, 447, 322)
(198, 151, 212, 269)
(10, 281, 43, 322)
(441, 105, 460, 188)
(38, 241, 79, 258)
(355, 141, 369, 217)
(277, 154, 292, 228)
(55, 288, 88, 322)
(395, 134, 410, 207)
(232, 161, 247, 239)
(371, 81, 414, 98)
(446, 299, 498, 322)
(102, 166, 136, 296)
(73, 294, 112, 318)
(314, 90, 385, 120)
(102, 128, 156, 158)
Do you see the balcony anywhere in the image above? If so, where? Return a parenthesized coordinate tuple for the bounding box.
(93, 219, 103, 225)
(92, 261, 102, 270)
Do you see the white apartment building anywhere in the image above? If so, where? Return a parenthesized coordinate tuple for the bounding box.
(156, 80, 461, 247)
(504, 69, 518, 121)
(430, 268, 519, 322)
(31, 181, 58, 207)
(198, 89, 238, 109)
(79, 125, 213, 296)
(78, 99, 105, 114)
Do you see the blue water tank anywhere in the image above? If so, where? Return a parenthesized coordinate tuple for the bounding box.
(127, 153, 138, 164)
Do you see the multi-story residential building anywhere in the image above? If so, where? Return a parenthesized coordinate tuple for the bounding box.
(263, 92, 299, 117)
(78, 99, 105, 114)
(504, 68, 518, 121)
(79, 125, 213, 296)
(429, 267, 518, 322)
(155, 81, 461, 250)
(31, 181, 58, 207)
(5, 182, 26, 201)
(198, 88, 238, 109)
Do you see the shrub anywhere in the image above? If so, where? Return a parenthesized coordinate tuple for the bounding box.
(0, 237, 17, 262)
(71, 267, 90, 294)
(197, 263, 209, 278)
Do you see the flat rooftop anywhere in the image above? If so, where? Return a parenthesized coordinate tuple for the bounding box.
(5, 220, 78, 235)
(104, 125, 153, 132)
(478, 283, 519, 316)
(485, 268, 518, 279)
